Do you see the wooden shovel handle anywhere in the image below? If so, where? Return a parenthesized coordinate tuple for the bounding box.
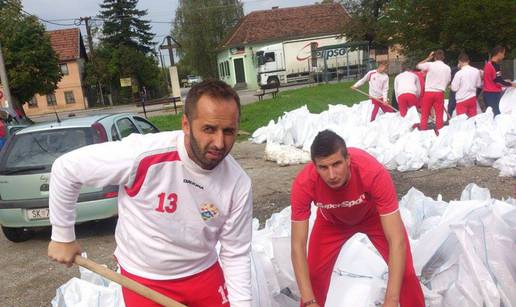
(353, 87, 399, 112)
(74, 255, 186, 307)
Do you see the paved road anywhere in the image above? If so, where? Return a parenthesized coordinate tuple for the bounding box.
(30, 83, 317, 123)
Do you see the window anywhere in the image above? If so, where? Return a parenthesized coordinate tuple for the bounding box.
(116, 118, 139, 139)
(111, 124, 121, 141)
(134, 117, 159, 134)
(64, 91, 76, 104)
(0, 128, 94, 173)
(28, 97, 38, 108)
(46, 94, 57, 106)
(264, 52, 275, 63)
(225, 61, 230, 76)
(60, 63, 69, 75)
(219, 63, 224, 78)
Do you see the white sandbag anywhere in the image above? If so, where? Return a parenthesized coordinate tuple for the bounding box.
(252, 99, 516, 176)
(460, 183, 491, 201)
(326, 237, 387, 307)
(499, 87, 516, 114)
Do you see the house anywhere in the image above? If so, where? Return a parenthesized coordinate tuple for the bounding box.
(217, 3, 353, 90)
(24, 28, 89, 116)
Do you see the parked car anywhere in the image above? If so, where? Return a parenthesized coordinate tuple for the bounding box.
(184, 75, 202, 87)
(0, 113, 159, 242)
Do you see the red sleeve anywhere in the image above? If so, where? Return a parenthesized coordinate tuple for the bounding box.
(369, 168, 399, 215)
(290, 170, 315, 221)
(484, 63, 495, 83)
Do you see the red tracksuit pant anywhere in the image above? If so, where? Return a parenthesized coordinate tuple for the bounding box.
(371, 99, 396, 121)
(306, 211, 425, 307)
(397, 93, 418, 117)
(419, 91, 445, 130)
(120, 262, 230, 307)
(456, 96, 477, 118)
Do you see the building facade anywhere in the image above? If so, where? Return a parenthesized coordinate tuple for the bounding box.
(217, 3, 351, 90)
(22, 28, 89, 116)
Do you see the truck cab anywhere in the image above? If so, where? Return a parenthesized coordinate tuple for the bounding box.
(256, 43, 285, 87)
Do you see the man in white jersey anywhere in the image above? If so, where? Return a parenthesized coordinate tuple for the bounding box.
(48, 80, 253, 307)
(394, 63, 421, 117)
(451, 53, 482, 118)
(416, 50, 451, 133)
(352, 61, 395, 121)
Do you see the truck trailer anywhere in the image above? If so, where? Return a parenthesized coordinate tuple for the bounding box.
(255, 35, 369, 87)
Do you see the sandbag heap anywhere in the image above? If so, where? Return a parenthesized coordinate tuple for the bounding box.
(251, 183, 516, 307)
(251, 98, 516, 176)
(52, 184, 516, 307)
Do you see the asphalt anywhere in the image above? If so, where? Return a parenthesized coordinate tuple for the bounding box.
(30, 83, 317, 123)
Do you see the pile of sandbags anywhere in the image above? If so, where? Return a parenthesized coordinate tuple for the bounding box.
(52, 184, 515, 307)
(252, 96, 516, 176)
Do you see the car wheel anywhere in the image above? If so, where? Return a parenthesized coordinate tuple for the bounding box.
(2, 226, 35, 242)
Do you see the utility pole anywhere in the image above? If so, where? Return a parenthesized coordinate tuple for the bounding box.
(166, 36, 175, 66)
(160, 36, 181, 100)
(80, 16, 106, 106)
(0, 40, 15, 116)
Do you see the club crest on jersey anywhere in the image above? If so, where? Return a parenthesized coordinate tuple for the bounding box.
(200, 203, 219, 221)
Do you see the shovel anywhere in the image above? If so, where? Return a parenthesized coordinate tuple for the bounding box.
(74, 255, 186, 307)
(352, 87, 399, 112)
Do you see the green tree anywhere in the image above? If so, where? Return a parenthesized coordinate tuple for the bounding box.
(380, 0, 516, 62)
(98, 0, 155, 54)
(341, 0, 391, 49)
(0, 0, 61, 115)
(172, 0, 244, 78)
(87, 0, 166, 103)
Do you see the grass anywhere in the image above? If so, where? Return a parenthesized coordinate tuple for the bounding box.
(149, 80, 385, 134)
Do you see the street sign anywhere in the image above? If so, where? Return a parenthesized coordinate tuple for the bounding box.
(120, 78, 132, 87)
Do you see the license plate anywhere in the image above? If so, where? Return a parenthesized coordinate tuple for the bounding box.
(25, 208, 49, 220)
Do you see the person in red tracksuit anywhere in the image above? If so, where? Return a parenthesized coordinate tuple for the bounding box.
(417, 50, 451, 132)
(482, 46, 516, 116)
(290, 130, 425, 307)
(352, 61, 395, 121)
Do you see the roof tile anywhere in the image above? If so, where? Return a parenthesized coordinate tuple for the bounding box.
(47, 28, 80, 62)
(221, 3, 349, 48)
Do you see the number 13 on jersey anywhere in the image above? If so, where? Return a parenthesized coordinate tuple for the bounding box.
(155, 192, 178, 213)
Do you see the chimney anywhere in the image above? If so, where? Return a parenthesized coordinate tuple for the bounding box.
(272, 6, 279, 10)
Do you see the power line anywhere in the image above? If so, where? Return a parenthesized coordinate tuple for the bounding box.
(4, 0, 78, 26)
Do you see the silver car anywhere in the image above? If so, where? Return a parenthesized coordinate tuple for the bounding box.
(0, 113, 159, 242)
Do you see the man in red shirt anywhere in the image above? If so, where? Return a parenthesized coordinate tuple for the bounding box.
(483, 46, 516, 116)
(290, 130, 424, 307)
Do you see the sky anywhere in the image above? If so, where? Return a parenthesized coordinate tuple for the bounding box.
(22, 0, 318, 65)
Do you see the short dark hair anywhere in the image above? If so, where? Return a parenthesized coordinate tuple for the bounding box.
(184, 79, 241, 120)
(458, 52, 469, 63)
(434, 49, 445, 61)
(491, 46, 506, 57)
(310, 130, 348, 161)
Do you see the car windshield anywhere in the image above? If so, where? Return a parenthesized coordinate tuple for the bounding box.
(0, 127, 97, 174)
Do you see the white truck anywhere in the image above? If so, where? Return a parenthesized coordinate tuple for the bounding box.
(255, 35, 368, 87)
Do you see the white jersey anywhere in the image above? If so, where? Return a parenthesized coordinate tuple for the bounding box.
(417, 60, 451, 92)
(353, 69, 389, 101)
(49, 131, 252, 306)
(451, 65, 482, 102)
(394, 71, 421, 99)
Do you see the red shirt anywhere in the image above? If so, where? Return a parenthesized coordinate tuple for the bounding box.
(291, 148, 398, 225)
(0, 120, 6, 138)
